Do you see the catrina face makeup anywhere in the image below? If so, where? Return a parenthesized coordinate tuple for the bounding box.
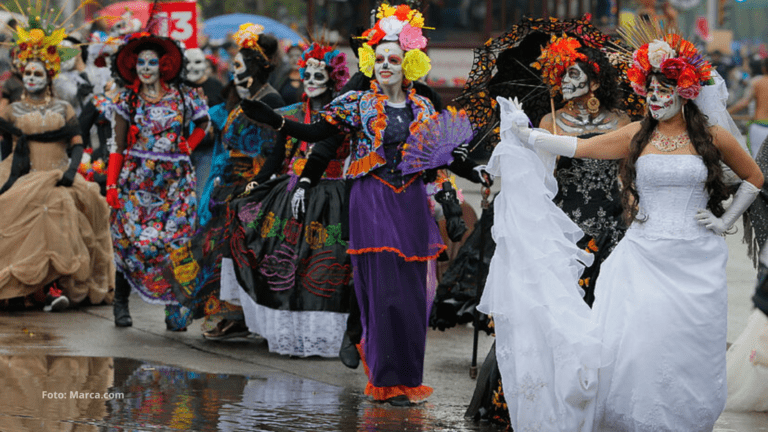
(646, 75, 683, 122)
(136, 50, 160, 86)
(374, 42, 404, 87)
(22, 61, 48, 94)
(561, 64, 589, 100)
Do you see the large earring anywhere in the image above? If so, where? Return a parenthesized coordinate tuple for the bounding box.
(586, 94, 600, 115)
(682, 103, 686, 119)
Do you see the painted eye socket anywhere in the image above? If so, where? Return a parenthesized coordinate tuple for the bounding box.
(375, 55, 385, 64)
(567, 68, 581, 79)
(387, 55, 402, 65)
(313, 72, 326, 81)
(137, 59, 145, 66)
(149, 59, 159, 66)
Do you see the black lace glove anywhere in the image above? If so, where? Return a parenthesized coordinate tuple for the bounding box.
(434, 181, 468, 242)
(240, 98, 283, 129)
(57, 143, 84, 187)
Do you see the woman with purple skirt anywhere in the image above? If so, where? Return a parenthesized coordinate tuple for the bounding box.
(240, 4, 490, 406)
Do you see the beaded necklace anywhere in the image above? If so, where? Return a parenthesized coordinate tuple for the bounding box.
(651, 129, 690, 152)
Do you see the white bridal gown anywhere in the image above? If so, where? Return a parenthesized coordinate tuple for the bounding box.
(479, 98, 728, 431)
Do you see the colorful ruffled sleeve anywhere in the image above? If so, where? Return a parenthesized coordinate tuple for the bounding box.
(181, 84, 210, 124)
(320, 90, 363, 134)
(113, 90, 132, 121)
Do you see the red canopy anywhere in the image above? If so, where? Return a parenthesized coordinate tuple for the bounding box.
(94, 1, 152, 29)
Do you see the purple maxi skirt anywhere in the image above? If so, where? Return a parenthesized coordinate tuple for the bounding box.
(348, 175, 445, 394)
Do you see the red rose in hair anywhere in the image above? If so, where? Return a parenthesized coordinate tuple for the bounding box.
(660, 58, 686, 80)
(159, 55, 175, 81)
(47, 46, 57, 55)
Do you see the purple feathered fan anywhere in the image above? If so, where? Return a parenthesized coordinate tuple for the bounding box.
(398, 108, 475, 175)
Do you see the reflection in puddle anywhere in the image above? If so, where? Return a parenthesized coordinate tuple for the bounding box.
(0, 356, 498, 431)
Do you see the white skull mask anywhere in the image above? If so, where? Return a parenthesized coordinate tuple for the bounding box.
(303, 60, 330, 99)
(137, 50, 160, 86)
(646, 76, 683, 122)
(22, 61, 48, 94)
(561, 64, 590, 100)
(185, 48, 207, 83)
(60, 40, 78, 72)
(374, 42, 404, 87)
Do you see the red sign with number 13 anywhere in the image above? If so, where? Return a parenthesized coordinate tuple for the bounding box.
(151, 2, 198, 48)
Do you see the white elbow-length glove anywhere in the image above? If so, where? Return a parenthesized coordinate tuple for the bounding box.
(497, 96, 578, 157)
(695, 180, 761, 235)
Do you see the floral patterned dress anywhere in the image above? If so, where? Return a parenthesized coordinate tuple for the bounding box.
(111, 85, 208, 315)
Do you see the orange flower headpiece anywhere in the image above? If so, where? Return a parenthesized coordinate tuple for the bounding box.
(617, 21, 712, 100)
(626, 34, 712, 99)
(358, 3, 431, 82)
(11, 14, 79, 79)
(532, 34, 600, 97)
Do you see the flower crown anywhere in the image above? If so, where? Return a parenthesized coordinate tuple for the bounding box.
(532, 34, 601, 97)
(11, 17, 79, 79)
(626, 34, 712, 100)
(358, 3, 431, 82)
(233, 23, 266, 57)
(298, 42, 350, 92)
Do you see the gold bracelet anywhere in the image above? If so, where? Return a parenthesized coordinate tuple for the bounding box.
(276, 116, 286, 131)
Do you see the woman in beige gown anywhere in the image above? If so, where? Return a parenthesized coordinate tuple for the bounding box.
(0, 25, 114, 308)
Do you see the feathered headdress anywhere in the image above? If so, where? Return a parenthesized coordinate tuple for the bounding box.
(6, 1, 88, 79)
(357, 2, 431, 82)
(616, 20, 712, 100)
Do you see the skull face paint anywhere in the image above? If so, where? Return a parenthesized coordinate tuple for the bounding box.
(22, 61, 48, 94)
(646, 76, 683, 122)
(136, 50, 160, 86)
(233, 52, 252, 98)
(303, 60, 329, 99)
(185, 48, 207, 83)
(561, 64, 589, 100)
(374, 42, 404, 88)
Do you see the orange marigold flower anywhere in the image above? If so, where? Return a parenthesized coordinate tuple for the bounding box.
(677, 65, 697, 89)
(394, 4, 411, 21)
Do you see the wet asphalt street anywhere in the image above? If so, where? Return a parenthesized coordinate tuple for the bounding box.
(0, 177, 766, 431)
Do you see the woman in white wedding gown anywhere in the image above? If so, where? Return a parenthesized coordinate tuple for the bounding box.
(480, 34, 764, 431)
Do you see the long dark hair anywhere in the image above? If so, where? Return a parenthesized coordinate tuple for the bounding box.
(619, 73, 729, 225)
(574, 46, 620, 112)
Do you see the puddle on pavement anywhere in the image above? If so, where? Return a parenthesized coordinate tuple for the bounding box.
(0, 355, 502, 431)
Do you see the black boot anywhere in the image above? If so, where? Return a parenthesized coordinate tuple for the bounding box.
(339, 331, 360, 369)
(114, 272, 132, 327)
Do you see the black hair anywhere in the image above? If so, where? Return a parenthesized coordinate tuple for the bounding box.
(240, 33, 279, 84)
(574, 46, 621, 112)
(619, 72, 729, 225)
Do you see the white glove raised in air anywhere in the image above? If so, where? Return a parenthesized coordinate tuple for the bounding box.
(497, 96, 578, 157)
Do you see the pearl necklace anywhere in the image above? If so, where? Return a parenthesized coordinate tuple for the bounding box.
(651, 129, 690, 152)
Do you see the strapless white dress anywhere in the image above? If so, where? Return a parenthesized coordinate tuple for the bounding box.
(480, 113, 728, 431)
